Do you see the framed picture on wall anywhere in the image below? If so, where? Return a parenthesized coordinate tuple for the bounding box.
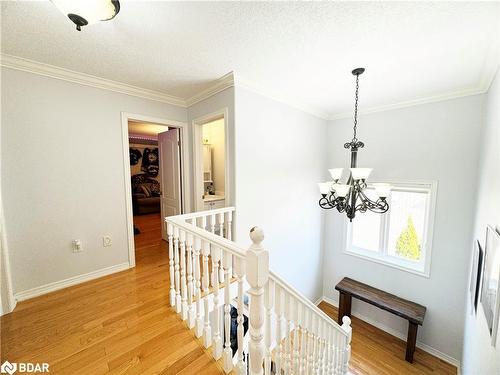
(480, 225, 500, 346)
(469, 240, 483, 313)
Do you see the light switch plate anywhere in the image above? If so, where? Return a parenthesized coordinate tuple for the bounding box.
(73, 239, 82, 253)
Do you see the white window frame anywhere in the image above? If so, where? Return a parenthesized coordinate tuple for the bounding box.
(343, 180, 438, 278)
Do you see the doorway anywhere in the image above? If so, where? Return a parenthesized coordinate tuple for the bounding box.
(122, 113, 189, 267)
(193, 109, 230, 212)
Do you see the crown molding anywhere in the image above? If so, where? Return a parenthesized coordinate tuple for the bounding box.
(185, 72, 235, 107)
(2, 52, 498, 122)
(328, 86, 487, 121)
(0, 54, 186, 107)
(329, 40, 499, 121)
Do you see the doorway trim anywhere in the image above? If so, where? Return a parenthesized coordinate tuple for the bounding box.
(121, 112, 190, 268)
(192, 108, 231, 212)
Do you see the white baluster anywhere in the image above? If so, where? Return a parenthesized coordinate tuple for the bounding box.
(167, 222, 175, 307)
(194, 237, 203, 338)
(338, 327, 344, 375)
(179, 230, 188, 320)
(186, 234, 195, 328)
(313, 316, 320, 375)
(202, 240, 212, 348)
(212, 245, 223, 360)
(307, 312, 314, 375)
(226, 211, 233, 241)
(218, 214, 226, 284)
(211, 214, 216, 234)
(174, 226, 181, 313)
(334, 327, 340, 375)
(247, 227, 269, 375)
(222, 250, 233, 373)
(293, 300, 300, 374)
(264, 279, 274, 375)
(234, 256, 246, 375)
(342, 317, 352, 375)
(218, 212, 225, 236)
(285, 293, 292, 374)
(318, 320, 325, 375)
(327, 326, 333, 375)
(275, 285, 283, 375)
(300, 306, 308, 375)
(202, 215, 207, 232)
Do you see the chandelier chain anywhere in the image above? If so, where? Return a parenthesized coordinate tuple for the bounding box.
(353, 73, 360, 142)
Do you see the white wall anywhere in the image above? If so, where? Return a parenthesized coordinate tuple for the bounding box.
(1, 68, 187, 296)
(322, 95, 484, 362)
(234, 87, 327, 301)
(462, 70, 500, 374)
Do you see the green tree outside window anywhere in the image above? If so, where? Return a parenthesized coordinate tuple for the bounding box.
(396, 216, 421, 260)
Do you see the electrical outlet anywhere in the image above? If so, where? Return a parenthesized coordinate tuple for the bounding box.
(73, 239, 82, 253)
(102, 235, 112, 247)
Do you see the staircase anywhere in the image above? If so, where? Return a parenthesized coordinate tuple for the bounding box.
(166, 207, 352, 375)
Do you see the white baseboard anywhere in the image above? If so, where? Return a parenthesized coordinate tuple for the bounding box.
(318, 296, 461, 370)
(313, 296, 324, 306)
(14, 262, 131, 302)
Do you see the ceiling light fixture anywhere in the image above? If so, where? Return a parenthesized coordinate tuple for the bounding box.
(51, 0, 120, 31)
(318, 68, 391, 221)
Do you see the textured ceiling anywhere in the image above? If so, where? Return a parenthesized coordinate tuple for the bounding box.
(1, 1, 499, 117)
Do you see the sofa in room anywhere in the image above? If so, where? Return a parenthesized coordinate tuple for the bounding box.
(131, 174, 161, 215)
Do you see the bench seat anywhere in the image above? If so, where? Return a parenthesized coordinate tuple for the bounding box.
(335, 277, 426, 363)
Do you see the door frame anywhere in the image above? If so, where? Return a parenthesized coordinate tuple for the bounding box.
(121, 112, 190, 268)
(192, 108, 231, 212)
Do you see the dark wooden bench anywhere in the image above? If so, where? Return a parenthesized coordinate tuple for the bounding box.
(335, 277, 426, 363)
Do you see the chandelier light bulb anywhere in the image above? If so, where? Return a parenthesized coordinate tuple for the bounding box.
(350, 168, 373, 181)
(333, 184, 350, 198)
(328, 168, 344, 182)
(318, 182, 332, 195)
(373, 183, 392, 199)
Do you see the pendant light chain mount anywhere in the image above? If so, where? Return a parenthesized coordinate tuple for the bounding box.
(344, 67, 365, 151)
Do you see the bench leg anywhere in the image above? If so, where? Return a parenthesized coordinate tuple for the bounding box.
(338, 292, 352, 325)
(406, 322, 418, 363)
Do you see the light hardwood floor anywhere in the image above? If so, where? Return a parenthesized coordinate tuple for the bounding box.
(318, 302, 457, 375)
(1, 213, 224, 374)
(1, 213, 457, 374)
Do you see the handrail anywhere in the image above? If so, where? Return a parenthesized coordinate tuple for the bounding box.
(270, 270, 348, 336)
(169, 206, 235, 221)
(166, 213, 246, 258)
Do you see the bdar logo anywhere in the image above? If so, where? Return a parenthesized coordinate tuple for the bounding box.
(0, 361, 17, 375)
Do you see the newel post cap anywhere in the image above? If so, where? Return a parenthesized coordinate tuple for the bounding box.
(246, 226, 268, 288)
(249, 226, 265, 246)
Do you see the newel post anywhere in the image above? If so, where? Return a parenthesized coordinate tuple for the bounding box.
(247, 227, 269, 375)
(341, 316, 352, 374)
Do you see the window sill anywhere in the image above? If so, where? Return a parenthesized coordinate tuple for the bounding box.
(343, 248, 430, 278)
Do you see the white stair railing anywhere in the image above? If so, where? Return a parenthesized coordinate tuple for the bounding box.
(166, 207, 351, 375)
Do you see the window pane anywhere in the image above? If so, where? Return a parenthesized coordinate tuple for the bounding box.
(351, 210, 381, 252)
(387, 190, 427, 261)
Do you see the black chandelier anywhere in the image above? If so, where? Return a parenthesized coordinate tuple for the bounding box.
(318, 68, 390, 221)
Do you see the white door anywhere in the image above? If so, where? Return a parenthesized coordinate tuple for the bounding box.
(158, 128, 182, 240)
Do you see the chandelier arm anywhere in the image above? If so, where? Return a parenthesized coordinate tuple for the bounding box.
(357, 191, 389, 213)
(319, 197, 335, 209)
